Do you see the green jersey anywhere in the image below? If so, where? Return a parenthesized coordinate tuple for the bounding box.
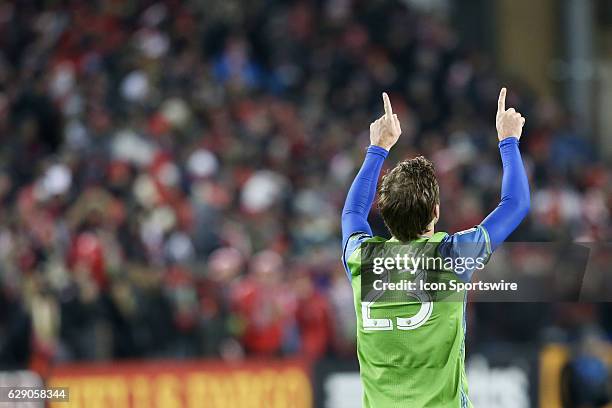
(346, 231, 489, 408)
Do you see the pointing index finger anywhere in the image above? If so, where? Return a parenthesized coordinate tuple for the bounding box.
(498, 87, 507, 113)
(383, 92, 393, 119)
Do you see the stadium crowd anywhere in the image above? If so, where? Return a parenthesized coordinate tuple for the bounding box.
(0, 0, 610, 373)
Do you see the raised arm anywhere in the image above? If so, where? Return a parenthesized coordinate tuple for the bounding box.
(341, 145, 388, 245)
(481, 87, 530, 250)
(341, 93, 401, 275)
(439, 88, 530, 281)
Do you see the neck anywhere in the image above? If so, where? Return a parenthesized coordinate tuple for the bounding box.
(392, 222, 436, 242)
(421, 219, 436, 238)
(421, 227, 434, 238)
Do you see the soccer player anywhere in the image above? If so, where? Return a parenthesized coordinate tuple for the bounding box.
(341, 89, 530, 407)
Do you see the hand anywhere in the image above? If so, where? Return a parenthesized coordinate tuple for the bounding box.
(370, 92, 402, 151)
(496, 87, 525, 141)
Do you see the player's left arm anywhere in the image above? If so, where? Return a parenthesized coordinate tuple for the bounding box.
(439, 87, 530, 282)
(341, 93, 402, 278)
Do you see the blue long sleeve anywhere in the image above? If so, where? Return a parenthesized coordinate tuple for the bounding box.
(341, 145, 388, 249)
(481, 137, 530, 250)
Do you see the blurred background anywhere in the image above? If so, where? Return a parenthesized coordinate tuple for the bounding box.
(0, 0, 611, 407)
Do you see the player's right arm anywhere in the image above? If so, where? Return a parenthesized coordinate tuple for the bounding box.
(341, 93, 402, 278)
(439, 87, 530, 281)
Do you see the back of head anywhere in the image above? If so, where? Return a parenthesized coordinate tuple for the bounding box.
(378, 156, 439, 242)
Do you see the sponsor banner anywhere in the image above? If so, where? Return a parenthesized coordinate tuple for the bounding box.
(312, 359, 361, 408)
(46, 359, 312, 408)
(313, 348, 538, 408)
(466, 349, 537, 408)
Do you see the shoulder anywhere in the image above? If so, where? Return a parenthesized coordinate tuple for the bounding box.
(342, 233, 389, 280)
(438, 225, 492, 281)
(441, 225, 491, 254)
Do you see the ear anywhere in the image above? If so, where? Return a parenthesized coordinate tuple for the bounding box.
(433, 204, 440, 224)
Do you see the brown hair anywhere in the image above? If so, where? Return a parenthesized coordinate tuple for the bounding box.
(378, 156, 440, 242)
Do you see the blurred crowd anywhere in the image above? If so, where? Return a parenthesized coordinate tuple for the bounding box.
(0, 0, 610, 373)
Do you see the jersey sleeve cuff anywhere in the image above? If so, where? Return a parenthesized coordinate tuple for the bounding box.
(499, 137, 519, 148)
(367, 145, 390, 158)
